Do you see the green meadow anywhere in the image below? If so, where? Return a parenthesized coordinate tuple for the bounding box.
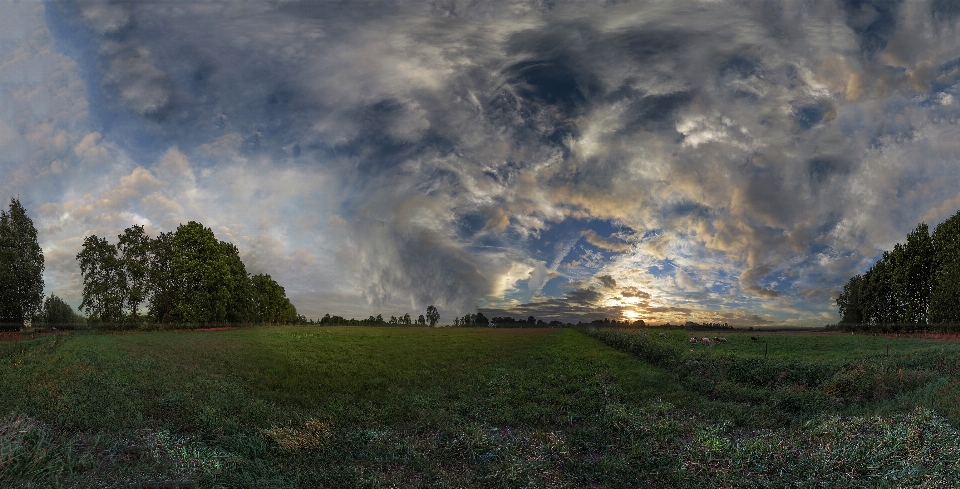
(3, 326, 960, 487)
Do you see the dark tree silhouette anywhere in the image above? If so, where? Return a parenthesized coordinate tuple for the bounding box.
(426, 305, 439, 327)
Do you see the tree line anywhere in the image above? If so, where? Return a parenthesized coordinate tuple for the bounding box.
(77, 221, 298, 328)
(315, 310, 575, 328)
(318, 305, 439, 327)
(836, 209, 960, 331)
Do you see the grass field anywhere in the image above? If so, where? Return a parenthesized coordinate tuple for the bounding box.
(2, 326, 960, 487)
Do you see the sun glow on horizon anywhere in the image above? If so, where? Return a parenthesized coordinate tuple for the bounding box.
(621, 309, 641, 321)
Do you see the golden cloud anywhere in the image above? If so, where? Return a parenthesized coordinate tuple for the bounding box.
(581, 229, 633, 252)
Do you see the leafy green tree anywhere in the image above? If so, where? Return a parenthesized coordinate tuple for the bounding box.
(837, 274, 865, 324)
(251, 273, 297, 325)
(221, 241, 253, 324)
(77, 235, 126, 324)
(886, 244, 908, 324)
(38, 294, 83, 328)
(148, 231, 177, 323)
(858, 265, 877, 325)
(861, 252, 897, 325)
(79, 219, 296, 327)
(0, 199, 45, 326)
(280, 300, 298, 324)
(402, 313, 411, 325)
(417, 314, 426, 326)
(899, 223, 933, 325)
(426, 305, 439, 327)
(838, 216, 950, 329)
(117, 225, 152, 322)
(931, 211, 960, 324)
(166, 222, 233, 324)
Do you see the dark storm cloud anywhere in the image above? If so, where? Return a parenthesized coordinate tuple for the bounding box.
(481, 288, 617, 323)
(842, 0, 902, 57)
(596, 274, 617, 290)
(13, 0, 960, 324)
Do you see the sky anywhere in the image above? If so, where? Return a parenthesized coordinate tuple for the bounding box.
(2, 0, 960, 327)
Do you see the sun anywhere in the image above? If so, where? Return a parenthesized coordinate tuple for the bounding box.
(621, 309, 640, 321)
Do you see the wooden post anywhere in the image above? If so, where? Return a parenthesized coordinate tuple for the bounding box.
(765, 341, 768, 358)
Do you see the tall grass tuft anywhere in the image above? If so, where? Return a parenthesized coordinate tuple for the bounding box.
(0, 415, 56, 485)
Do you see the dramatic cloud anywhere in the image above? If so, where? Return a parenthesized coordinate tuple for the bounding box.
(2, 0, 959, 325)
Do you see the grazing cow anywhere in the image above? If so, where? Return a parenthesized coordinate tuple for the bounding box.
(689, 337, 698, 344)
(701, 337, 712, 346)
(750, 336, 758, 341)
(713, 336, 721, 342)
(717, 337, 727, 343)
(659, 333, 667, 338)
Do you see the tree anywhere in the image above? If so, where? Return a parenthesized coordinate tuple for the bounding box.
(426, 305, 439, 327)
(475, 311, 489, 327)
(77, 235, 126, 324)
(899, 223, 933, 326)
(837, 274, 864, 324)
(417, 314, 426, 326)
(930, 211, 960, 324)
(0, 199, 45, 327)
(38, 294, 83, 328)
(402, 313, 411, 325)
(251, 273, 293, 325)
(885, 245, 907, 325)
(117, 225, 152, 322)
(77, 219, 296, 327)
(148, 231, 176, 323)
(166, 222, 232, 324)
(220, 241, 253, 324)
(280, 300, 299, 324)
(860, 253, 896, 325)
(838, 214, 954, 328)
